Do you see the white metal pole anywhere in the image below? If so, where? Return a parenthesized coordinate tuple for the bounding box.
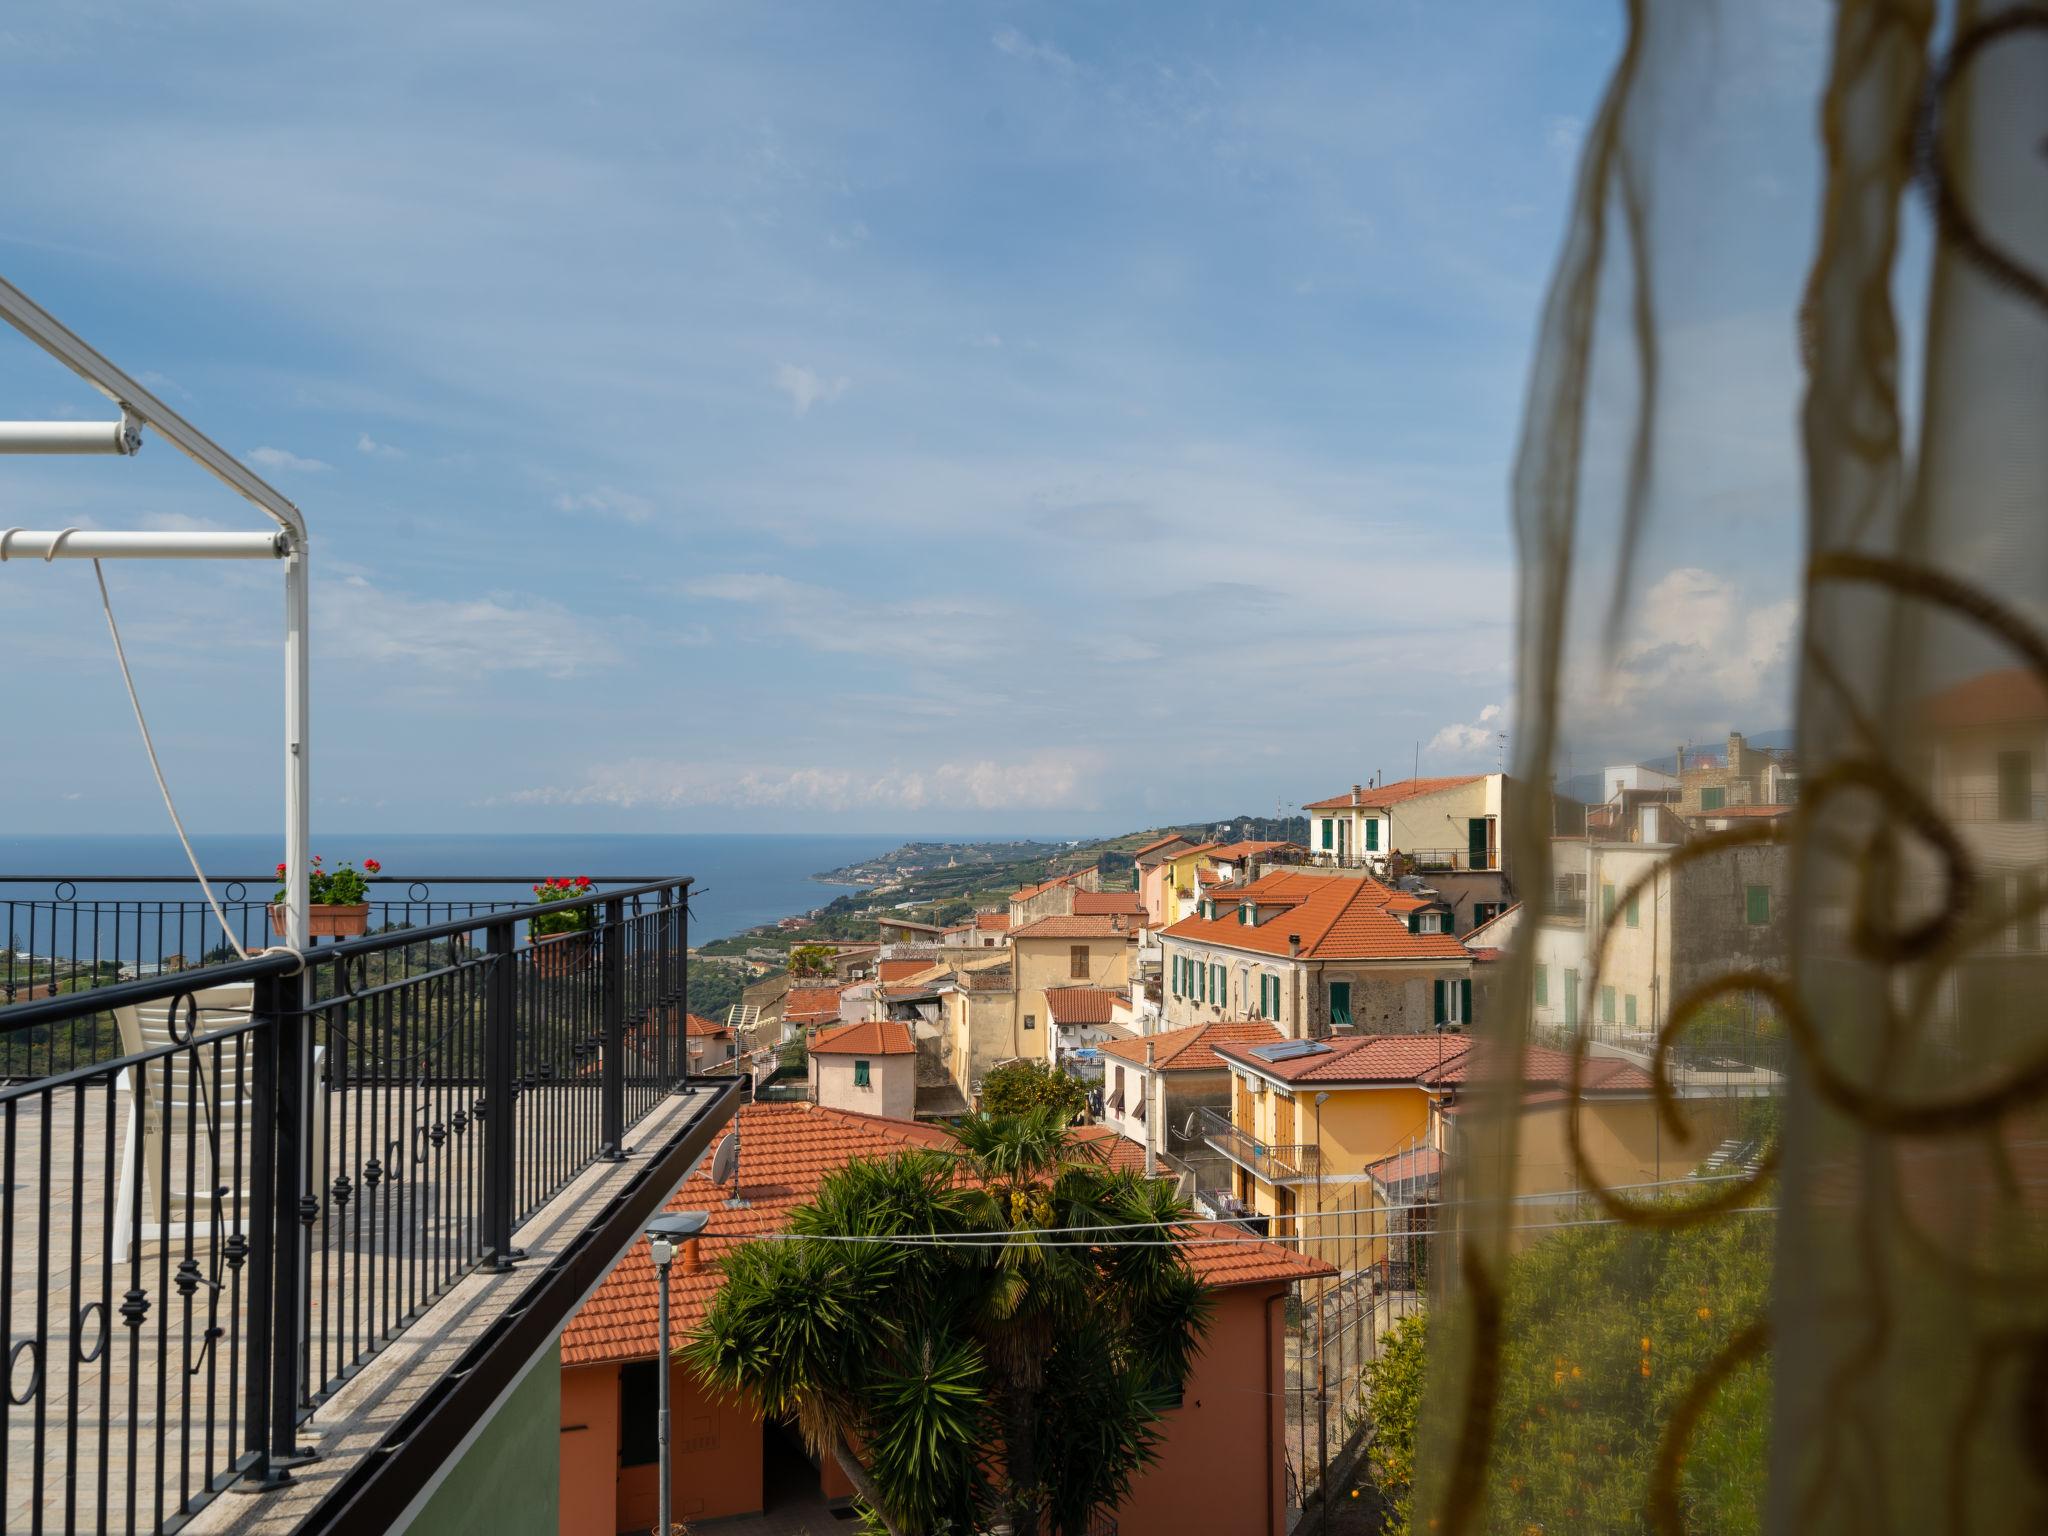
(0, 420, 139, 454)
(0, 529, 285, 560)
(284, 545, 311, 952)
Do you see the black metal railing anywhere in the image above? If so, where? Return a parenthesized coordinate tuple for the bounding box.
(1194, 1104, 1320, 1183)
(0, 876, 693, 1535)
(0, 875, 669, 1075)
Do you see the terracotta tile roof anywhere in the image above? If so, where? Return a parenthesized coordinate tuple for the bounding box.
(974, 911, 1012, 931)
(1919, 667, 2048, 728)
(1217, 1032, 1476, 1085)
(1011, 870, 1087, 903)
(879, 958, 938, 982)
(685, 1013, 730, 1038)
(561, 1103, 1329, 1368)
(1009, 914, 1136, 940)
(784, 985, 847, 1024)
(1073, 890, 1148, 917)
(810, 1020, 917, 1056)
(1364, 1144, 1442, 1186)
(1131, 834, 1194, 859)
(1042, 986, 1122, 1025)
(1099, 1019, 1283, 1072)
(1207, 840, 1295, 861)
(1161, 870, 1471, 962)
(1068, 1124, 1151, 1173)
(1172, 843, 1222, 860)
(1304, 775, 1483, 811)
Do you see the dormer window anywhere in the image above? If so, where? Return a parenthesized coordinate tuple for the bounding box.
(1241, 902, 1256, 925)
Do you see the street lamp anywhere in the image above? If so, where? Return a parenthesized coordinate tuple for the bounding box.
(646, 1210, 709, 1536)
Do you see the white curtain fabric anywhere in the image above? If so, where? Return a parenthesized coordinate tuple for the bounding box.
(1421, 1, 2048, 1530)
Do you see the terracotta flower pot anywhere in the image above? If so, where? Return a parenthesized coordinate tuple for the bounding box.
(531, 931, 594, 977)
(270, 903, 371, 938)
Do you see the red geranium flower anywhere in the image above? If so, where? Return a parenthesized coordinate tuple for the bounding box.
(276, 862, 287, 876)
(576, 876, 592, 888)
(363, 858, 381, 874)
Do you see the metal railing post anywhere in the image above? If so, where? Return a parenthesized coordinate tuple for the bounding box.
(482, 919, 519, 1271)
(241, 970, 286, 1488)
(599, 896, 626, 1161)
(268, 973, 310, 1469)
(676, 886, 691, 1097)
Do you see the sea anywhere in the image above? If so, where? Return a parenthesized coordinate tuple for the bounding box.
(0, 832, 912, 947)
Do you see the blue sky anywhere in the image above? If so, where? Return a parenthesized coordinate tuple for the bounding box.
(2, 1, 1648, 836)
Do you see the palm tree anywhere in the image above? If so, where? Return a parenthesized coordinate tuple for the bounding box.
(686, 1110, 1211, 1535)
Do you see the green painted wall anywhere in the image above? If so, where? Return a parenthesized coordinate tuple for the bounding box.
(408, 1340, 562, 1535)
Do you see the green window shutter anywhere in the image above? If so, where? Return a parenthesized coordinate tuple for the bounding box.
(1321, 818, 1334, 850)
(1407, 911, 1421, 935)
(1601, 883, 1616, 922)
(1433, 979, 1446, 1025)
(854, 1059, 870, 1088)
(1601, 985, 1616, 1024)
(1329, 981, 1351, 1026)
(1460, 978, 1472, 1023)
(1534, 965, 1548, 1005)
(1564, 970, 1578, 1027)
(1626, 891, 1640, 928)
(1746, 885, 1770, 925)
(1625, 994, 1637, 1028)
(1366, 818, 1379, 851)
(1702, 786, 1725, 811)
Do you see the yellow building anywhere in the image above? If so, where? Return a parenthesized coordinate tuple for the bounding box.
(1007, 913, 1136, 1065)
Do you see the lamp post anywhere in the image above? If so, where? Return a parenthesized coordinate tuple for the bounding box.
(645, 1210, 709, 1536)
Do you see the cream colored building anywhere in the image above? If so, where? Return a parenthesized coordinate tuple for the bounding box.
(1008, 913, 1136, 1061)
(807, 1019, 917, 1118)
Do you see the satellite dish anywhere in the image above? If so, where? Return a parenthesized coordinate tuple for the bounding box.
(710, 1132, 741, 1201)
(1181, 1112, 1199, 1141)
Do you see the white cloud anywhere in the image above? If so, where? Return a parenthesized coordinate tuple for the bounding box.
(686, 570, 1009, 664)
(320, 574, 620, 679)
(1428, 703, 1508, 761)
(355, 432, 405, 459)
(1594, 567, 1798, 732)
(992, 25, 1075, 73)
(245, 446, 331, 473)
(511, 750, 1098, 812)
(552, 487, 655, 524)
(772, 363, 850, 417)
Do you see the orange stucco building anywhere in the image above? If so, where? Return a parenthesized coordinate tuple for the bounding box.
(558, 1102, 1326, 1534)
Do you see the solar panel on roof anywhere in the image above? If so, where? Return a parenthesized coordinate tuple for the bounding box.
(1249, 1039, 1333, 1062)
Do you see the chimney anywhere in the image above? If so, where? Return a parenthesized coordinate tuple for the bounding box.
(681, 1235, 703, 1277)
(1144, 1039, 1158, 1177)
(1675, 744, 1685, 776)
(1352, 783, 1363, 805)
(1288, 933, 1302, 959)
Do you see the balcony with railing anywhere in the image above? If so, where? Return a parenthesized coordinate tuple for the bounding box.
(0, 875, 738, 1535)
(1194, 1104, 1320, 1185)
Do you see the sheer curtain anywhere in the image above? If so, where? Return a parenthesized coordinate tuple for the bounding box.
(1418, 1, 2048, 1530)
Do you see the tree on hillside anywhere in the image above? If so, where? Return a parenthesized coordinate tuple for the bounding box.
(978, 1060, 1089, 1123)
(687, 1110, 1211, 1536)
(789, 943, 837, 979)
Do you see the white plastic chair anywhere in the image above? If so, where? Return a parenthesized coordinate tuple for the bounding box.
(112, 983, 326, 1263)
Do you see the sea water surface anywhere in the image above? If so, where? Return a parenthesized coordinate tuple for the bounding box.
(0, 832, 908, 945)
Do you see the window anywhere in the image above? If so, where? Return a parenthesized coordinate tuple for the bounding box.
(1433, 977, 1471, 1026)
(1626, 890, 1640, 928)
(1625, 994, 1638, 1028)
(1999, 750, 2034, 821)
(1601, 985, 1616, 1024)
(1564, 969, 1578, 1028)
(1745, 884, 1770, 926)
(1070, 945, 1090, 979)
(1321, 817, 1334, 850)
(1212, 964, 1225, 1004)
(619, 1360, 660, 1466)
(1534, 965, 1548, 1006)
(1114, 1065, 1125, 1097)
(1419, 912, 1444, 934)
(853, 1059, 871, 1088)
(1601, 883, 1616, 922)
(1365, 818, 1379, 851)
(1328, 980, 1352, 1027)
(1024, 1013, 1036, 1030)
(1701, 786, 1726, 811)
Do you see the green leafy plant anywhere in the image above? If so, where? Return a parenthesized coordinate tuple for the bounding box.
(529, 875, 596, 938)
(1361, 1314, 1429, 1532)
(273, 854, 379, 907)
(789, 944, 837, 979)
(688, 1110, 1211, 1536)
(978, 1060, 1089, 1122)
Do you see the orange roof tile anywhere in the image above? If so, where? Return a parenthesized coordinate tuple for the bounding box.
(1217, 1032, 1476, 1084)
(1161, 870, 1470, 962)
(1304, 775, 1483, 811)
(1011, 869, 1088, 903)
(1073, 890, 1147, 917)
(1207, 840, 1296, 860)
(1919, 667, 2048, 728)
(810, 1019, 917, 1056)
(785, 985, 847, 1023)
(1042, 987, 1122, 1025)
(974, 912, 1012, 931)
(561, 1103, 1329, 1368)
(685, 1013, 730, 1038)
(879, 958, 937, 982)
(1099, 1019, 1283, 1072)
(1009, 914, 1136, 940)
